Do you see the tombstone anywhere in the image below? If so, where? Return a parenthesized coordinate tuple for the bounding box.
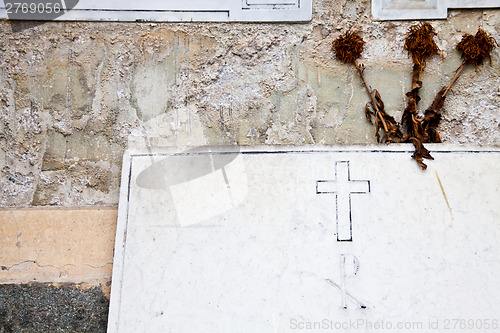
(108, 145, 500, 332)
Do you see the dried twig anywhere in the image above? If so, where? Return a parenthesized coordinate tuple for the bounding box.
(442, 61, 465, 98)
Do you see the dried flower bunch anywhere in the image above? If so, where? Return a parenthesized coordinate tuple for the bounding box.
(404, 23, 443, 68)
(332, 25, 497, 170)
(457, 28, 497, 66)
(332, 31, 365, 64)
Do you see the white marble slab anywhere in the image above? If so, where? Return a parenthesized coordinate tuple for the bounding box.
(108, 145, 500, 333)
(372, 0, 499, 20)
(0, 0, 312, 22)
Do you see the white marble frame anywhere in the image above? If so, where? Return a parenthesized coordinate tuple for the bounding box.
(372, 0, 500, 20)
(0, 0, 312, 22)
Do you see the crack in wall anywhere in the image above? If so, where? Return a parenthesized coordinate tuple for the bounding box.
(1, 259, 114, 271)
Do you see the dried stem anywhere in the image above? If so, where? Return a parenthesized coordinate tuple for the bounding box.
(442, 60, 466, 98)
(402, 63, 423, 135)
(354, 59, 389, 133)
(411, 63, 422, 92)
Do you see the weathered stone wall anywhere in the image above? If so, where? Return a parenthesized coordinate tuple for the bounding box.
(1, 1, 499, 207)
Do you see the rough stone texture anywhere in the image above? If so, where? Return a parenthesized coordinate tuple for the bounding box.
(0, 2, 498, 207)
(0, 283, 109, 333)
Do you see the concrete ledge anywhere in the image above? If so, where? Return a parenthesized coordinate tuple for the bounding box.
(0, 207, 117, 289)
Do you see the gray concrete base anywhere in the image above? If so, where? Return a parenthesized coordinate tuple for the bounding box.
(0, 284, 109, 333)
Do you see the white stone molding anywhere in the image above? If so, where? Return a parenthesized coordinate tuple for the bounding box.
(372, 0, 499, 20)
(0, 0, 312, 22)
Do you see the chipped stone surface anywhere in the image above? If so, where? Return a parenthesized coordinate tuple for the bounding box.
(0, 3, 499, 207)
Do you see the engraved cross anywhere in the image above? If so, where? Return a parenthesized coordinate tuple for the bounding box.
(316, 161, 370, 241)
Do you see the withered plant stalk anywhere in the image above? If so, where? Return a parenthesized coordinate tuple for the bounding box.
(442, 61, 466, 98)
(353, 59, 389, 133)
(332, 30, 399, 143)
(401, 23, 443, 169)
(441, 29, 497, 98)
(332, 26, 496, 171)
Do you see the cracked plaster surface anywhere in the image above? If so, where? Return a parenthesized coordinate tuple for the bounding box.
(0, 3, 498, 207)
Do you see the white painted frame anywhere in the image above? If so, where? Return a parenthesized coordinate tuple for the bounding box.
(372, 0, 500, 20)
(0, 0, 312, 22)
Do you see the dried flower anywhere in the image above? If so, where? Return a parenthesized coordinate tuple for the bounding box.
(333, 31, 401, 143)
(456, 28, 497, 66)
(332, 31, 365, 63)
(402, 23, 444, 169)
(404, 23, 442, 67)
